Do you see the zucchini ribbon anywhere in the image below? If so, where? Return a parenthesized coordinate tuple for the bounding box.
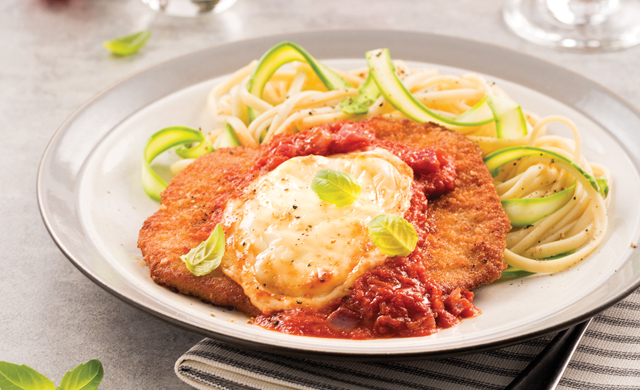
(142, 127, 213, 201)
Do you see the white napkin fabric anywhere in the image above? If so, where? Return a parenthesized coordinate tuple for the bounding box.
(176, 289, 640, 390)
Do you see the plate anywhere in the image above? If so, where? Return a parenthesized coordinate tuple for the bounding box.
(37, 30, 640, 359)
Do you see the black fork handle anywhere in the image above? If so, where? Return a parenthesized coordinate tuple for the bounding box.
(505, 318, 592, 390)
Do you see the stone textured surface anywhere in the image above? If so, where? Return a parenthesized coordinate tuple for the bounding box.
(1, 0, 639, 389)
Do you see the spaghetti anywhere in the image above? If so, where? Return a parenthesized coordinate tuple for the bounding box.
(185, 46, 611, 276)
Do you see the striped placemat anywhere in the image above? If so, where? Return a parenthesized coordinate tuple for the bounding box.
(175, 289, 640, 390)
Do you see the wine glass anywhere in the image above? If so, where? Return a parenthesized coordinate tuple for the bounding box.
(142, 0, 237, 17)
(503, 0, 640, 50)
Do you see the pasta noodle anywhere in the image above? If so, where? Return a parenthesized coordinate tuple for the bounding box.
(201, 59, 611, 276)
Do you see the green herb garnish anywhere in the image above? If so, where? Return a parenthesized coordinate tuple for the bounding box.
(367, 214, 418, 257)
(181, 224, 225, 276)
(104, 30, 151, 56)
(310, 168, 361, 207)
(0, 360, 103, 390)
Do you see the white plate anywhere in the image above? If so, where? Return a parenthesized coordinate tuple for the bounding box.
(38, 31, 640, 358)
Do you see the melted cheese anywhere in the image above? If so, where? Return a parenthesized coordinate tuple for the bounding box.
(220, 148, 414, 313)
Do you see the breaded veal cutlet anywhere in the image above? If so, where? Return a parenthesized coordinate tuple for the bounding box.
(138, 117, 510, 317)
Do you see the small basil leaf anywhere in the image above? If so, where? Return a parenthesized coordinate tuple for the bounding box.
(0, 362, 55, 390)
(367, 214, 418, 257)
(181, 224, 225, 276)
(103, 30, 151, 56)
(596, 177, 609, 198)
(310, 168, 362, 207)
(56, 360, 103, 390)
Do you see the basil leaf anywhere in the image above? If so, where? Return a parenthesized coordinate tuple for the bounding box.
(367, 214, 418, 257)
(310, 168, 362, 207)
(181, 224, 225, 276)
(103, 30, 151, 56)
(56, 360, 103, 390)
(0, 362, 55, 390)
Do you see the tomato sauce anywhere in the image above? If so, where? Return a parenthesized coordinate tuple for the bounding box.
(250, 120, 479, 339)
(256, 121, 456, 198)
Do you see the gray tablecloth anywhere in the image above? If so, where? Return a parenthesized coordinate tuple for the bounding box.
(176, 290, 640, 390)
(3, 0, 640, 388)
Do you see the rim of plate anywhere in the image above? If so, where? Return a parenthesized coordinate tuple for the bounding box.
(37, 29, 640, 360)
